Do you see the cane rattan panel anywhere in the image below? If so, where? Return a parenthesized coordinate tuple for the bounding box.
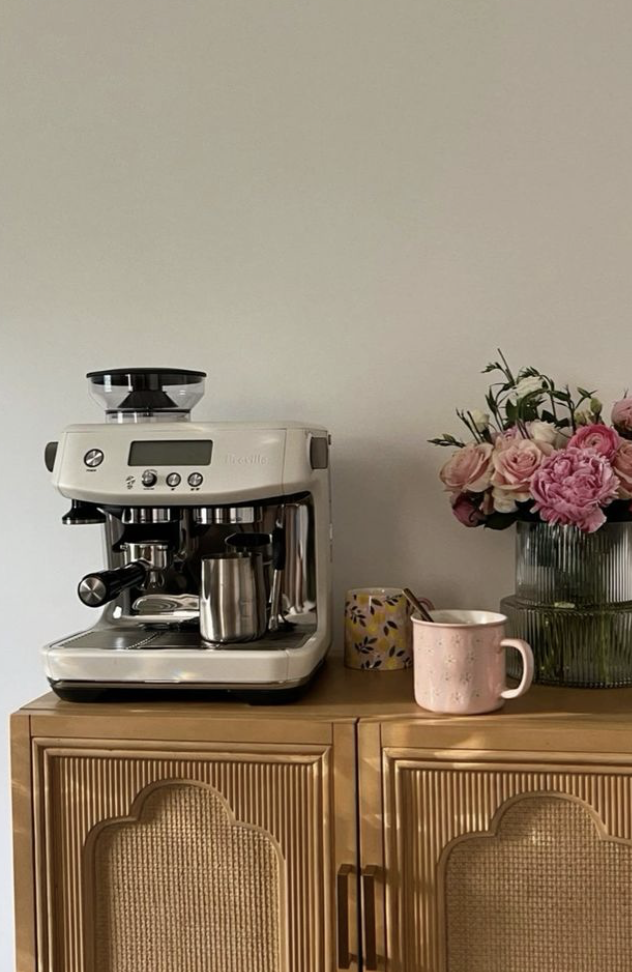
(91, 782, 283, 972)
(34, 742, 330, 972)
(444, 794, 632, 972)
(383, 753, 632, 972)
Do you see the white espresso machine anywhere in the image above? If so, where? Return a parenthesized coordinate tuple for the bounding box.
(42, 368, 332, 701)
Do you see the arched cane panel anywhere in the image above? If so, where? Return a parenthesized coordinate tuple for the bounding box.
(383, 754, 632, 972)
(442, 793, 632, 972)
(88, 781, 286, 972)
(34, 743, 329, 972)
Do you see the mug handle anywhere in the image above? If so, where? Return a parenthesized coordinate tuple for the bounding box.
(407, 595, 435, 613)
(499, 638, 534, 700)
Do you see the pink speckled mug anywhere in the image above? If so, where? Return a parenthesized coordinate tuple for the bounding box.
(412, 610, 534, 715)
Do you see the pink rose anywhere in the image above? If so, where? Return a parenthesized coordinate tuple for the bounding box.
(613, 441, 632, 499)
(451, 493, 485, 527)
(612, 398, 632, 438)
(531, 446, 619, 533)
(567, 423, 620, 460)
(494, 426, 522, 442)
(491, 439, 549, 513)
(439, 443, 493, 494)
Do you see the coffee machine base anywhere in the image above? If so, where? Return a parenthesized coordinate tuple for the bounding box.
(42, 624, 329, 704)
(47, 668, 322, 705)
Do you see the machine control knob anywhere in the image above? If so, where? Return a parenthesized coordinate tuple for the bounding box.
(188, 472, 203, 487)
(141, 469, 158, 487)
(166, 472, 181, 487)
(84, 448, 104, 468)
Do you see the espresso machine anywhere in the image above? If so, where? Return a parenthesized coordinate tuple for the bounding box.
(42, 368, 332, 701)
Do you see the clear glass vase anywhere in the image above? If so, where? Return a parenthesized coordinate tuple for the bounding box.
(501, 521, 632, 687)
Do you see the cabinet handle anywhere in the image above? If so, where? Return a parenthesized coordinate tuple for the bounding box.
(337, 863, 353, 969)
(362, 865, 378, 971)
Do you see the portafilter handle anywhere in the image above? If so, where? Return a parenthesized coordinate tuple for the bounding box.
(78, 561, 148, 608)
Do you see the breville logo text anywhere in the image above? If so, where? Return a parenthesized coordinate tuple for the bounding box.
(224, 453, 269, 465)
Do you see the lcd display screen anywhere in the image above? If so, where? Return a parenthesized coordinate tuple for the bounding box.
(128, 440, 213, 466)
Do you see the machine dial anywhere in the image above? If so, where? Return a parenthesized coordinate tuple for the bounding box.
(187, 472, 203, 487)
(84, 448, 104, 468)
(141, 469, 158, 487)
(166, 472, 181, 487)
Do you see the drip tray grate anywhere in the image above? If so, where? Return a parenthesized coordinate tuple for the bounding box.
(54, 626, 314, 652)
(58, 631, 162, 651)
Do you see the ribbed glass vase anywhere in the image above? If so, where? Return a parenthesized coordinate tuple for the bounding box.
(501, 521, 632, 687)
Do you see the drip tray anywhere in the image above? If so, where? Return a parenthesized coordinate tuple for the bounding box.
(54, 626, 314, 652)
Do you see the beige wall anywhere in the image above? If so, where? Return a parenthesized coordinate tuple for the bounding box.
(3, 0, 632, 961)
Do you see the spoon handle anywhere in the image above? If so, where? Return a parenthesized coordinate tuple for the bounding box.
(403, 588, 434, 622)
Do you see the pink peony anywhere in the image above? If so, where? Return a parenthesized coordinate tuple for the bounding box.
(567, 423, 619, 460)
(613, 441, 632, 499)
(612, 397, 632, 438)
(439, 443, 493, 494)
(491, 439, 549, 513)
(531, 447, 619, 533)
(451, 493, 485, 527)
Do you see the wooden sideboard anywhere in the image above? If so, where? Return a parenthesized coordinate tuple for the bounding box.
(12, 659, 632, 972)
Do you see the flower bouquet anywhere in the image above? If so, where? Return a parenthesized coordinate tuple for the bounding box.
(431, 352, 632, 533)
(432, 352, 632, 687)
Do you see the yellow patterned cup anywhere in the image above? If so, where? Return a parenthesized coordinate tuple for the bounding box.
(344, 588, 433, 671)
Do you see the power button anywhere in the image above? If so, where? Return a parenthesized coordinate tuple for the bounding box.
(84, 448, 104, 468)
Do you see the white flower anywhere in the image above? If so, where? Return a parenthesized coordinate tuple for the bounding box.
(528, 420, 558, 445)
(470, 408, 490, 431)
(528, 420, 569, 448)
(492, 487, 522, 513)
(510, 375, 545, 402)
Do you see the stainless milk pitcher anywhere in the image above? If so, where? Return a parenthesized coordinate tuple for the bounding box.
(200, 552, 267, 644)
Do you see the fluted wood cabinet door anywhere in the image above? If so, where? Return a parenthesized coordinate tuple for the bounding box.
(359, 719, 632, 972)
(27, 718, 357, 972)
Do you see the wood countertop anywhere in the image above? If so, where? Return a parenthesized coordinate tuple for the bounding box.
(17, 653, 632, 729)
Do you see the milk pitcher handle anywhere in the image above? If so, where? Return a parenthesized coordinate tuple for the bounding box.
(500, 638, 534, 700)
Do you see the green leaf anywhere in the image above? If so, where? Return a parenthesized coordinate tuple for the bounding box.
(428, 436, 465, 447)
(497, 349, 515, 382)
